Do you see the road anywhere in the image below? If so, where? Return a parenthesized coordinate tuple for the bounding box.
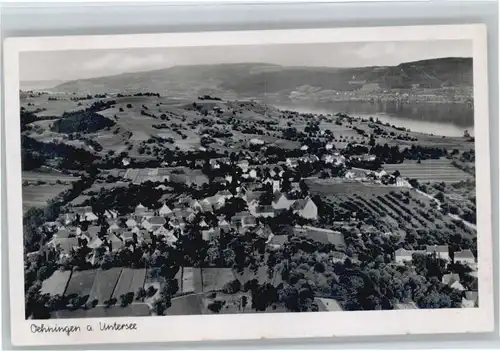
(415, 189, 477, 231)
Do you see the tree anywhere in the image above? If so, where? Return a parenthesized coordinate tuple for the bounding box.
(241, 295, 248, 312)
(299, 180, 309, 195)
(136, 287, 147, 301)
(207, 300, 225, 313)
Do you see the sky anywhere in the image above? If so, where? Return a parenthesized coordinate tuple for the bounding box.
(20, 40, 472, 82)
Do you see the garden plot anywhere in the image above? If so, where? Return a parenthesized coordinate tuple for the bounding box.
(64, 270, 97, 298)
(87, 268, 123, 304)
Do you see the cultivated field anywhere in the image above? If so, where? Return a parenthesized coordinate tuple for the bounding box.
(383, 158, 473, 183)
(111, 268, 146, 300)
(64, 270, 98, 298)
(307, 178, 474, 238)
(40, 270, 72, 296)
(200, 268, 236, 293)
(23, 184, 73, 210)
(87, 268, 123, 303)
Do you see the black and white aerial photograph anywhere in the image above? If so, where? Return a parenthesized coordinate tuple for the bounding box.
(19, 37, 480, 322)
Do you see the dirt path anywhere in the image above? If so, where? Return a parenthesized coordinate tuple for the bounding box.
(414, 189, 477, 231)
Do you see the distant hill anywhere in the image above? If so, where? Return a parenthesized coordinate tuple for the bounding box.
(20, 80, 67, 91)
(51, 58, 473, 102)
(51, 111, 116, 134)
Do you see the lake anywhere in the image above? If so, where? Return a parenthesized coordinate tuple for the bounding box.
(270, 100, 474, 137)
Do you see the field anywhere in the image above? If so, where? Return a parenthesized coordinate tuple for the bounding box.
(22, 170, 78, 184)
(40, 270, 72, 296)
(294, 226, 346, 249)
(383, 158, 473, 183)
(52, 304, 150, 318)
(307, 178, 474, 237)
(200, 268, 236, 292)
(64, 270, 97, 298)
(174, 267, 195, 294)
(167, 294, 204, 315)
(111, 268, 146, 300)
(87, 268, 123, 303)
(22, 184, 73, 210)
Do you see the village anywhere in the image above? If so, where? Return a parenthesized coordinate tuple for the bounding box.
(27, 134, 479, 318)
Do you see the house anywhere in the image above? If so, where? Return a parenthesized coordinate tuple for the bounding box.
(142, 216, 166, 232)
(106, 233, 124, 252)
(241, 216, 257, 228)
(50, 237, 79, 257)
(84, 225, 101, 240)
(442, 273, 460, 286)
(215, 190, 233, 201)
(135, 203, 149, 216)
(121, 231, 135, 243)
(198, 218, 209, 228)
(301, 155, 319, 163)
(53, 227, 72, 239)
(256, 225, 273, 239)
(315, 298, 343, 312)
(266, 234, 288, 250)
(462, 291, 478, 308)
(87, 236, 103, 249)
(394, 248, 425, 264)
(272, 191, 295, 210)
(190, 200, 203, 212)
(249, 169, 258, 179)
(300, 145, 309, 151)
(159, 203, 173, 216)
(108, 222, 120, 233)
(330, 251, 348, 263)
(141, 230, 153, 244)
(450, 280, 466, 291)
(249, 138, 265, 146)
(60, 213, 76, 225)
(291, 197, 318, 219)
(237, 160, 250, 172)
(218, 217, 231, 231)
(454, 250, 476, 265)
(325, 142, 334, 150)
(126, 218, 137, 228)
(254, 205, 275, 218)
(200, 199, 213, 213)
(104, 209, 118, 219)
(202, 228, 220, 241)
(244, 191, 265, 204)
(286, 158, 299, 168)
(426, 245, 450, 261)
(394, 302, 418, 310)
(153, 226, 170, 237)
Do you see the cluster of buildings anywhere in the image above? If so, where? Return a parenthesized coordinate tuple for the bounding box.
(45, 178, 322, 261)
(394, 245, 478, 308)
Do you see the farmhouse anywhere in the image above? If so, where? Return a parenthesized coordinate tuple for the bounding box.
(291, 197, 318, 219)
(426, 245, 450, 261)
(50, 237, 79, 257)
(135, 203, 149, 216)
(454, 250, 476, 265)
(272, 191, 295, 210)
(159, 203, 173, 216)
(254, 205, 275, 218)
(126, 218, 137, 228)
(394, 248, 426, 264)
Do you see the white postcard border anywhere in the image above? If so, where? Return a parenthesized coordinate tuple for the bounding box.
(3, 24, 493, 347)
